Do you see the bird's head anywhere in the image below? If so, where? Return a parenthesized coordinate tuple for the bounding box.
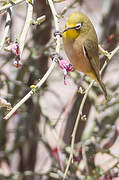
(62, 12, 91, 41)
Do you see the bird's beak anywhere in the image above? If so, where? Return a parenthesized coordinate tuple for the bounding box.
(63, 23, 82, 33)
(63, 26, 75, 33)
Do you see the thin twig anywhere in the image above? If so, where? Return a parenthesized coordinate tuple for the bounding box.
(63, 80, 94, 179)
(0, 0, 24, 12)
(3, 63, 56, 120)
(109, 45, 119, 59)
(3, 0, 61, 120)
(0, 8, 12, 49)
(100, 45, 119, 74)
(48, 0, 60, 52)
(19, 1, 33, 56)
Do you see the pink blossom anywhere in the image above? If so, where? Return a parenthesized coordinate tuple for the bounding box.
(11, 42, 20, 56)
(4, 41, 22, 68)
(11, 42, 22, 68)
(59, 60, 73, 85)
(13, 59, 22, 68)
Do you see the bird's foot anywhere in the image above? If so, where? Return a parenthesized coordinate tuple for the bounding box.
(54, 30, 62, 37)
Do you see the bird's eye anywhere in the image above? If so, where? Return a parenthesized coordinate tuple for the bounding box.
(75, 23, 82, 30)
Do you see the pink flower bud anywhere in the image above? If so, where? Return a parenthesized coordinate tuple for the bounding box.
(13, 60, 22, 68)
(59, 60, 73, 85)
(11, 42, 20, 56)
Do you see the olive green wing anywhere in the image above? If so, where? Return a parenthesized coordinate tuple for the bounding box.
(83, 39, 100, 73)
(83, 39, 107, 99)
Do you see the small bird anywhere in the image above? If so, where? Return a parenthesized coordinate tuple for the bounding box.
(62, 12, 107, 99)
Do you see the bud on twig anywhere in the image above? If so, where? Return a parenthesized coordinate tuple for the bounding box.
(30, 15, 46, 25)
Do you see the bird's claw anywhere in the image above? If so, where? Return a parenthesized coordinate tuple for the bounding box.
(54, 30, 62, 37)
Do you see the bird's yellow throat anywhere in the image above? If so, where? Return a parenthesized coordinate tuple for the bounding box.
(62, 24, 80, 41)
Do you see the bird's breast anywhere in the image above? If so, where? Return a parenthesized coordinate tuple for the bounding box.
(63, 39, 92, 74)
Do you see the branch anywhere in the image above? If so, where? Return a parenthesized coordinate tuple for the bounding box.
(0, 8, 12, 49)
(3, 0, 61, 120)
(99, 45, 119, 74)
(63, 45, 119, 179)
(19, 1, 33, 56)
(63, 81, 94, 179)
(109, 45, 119, 59)
(0, 0, 24, 12)
(48, 0, 60, 53)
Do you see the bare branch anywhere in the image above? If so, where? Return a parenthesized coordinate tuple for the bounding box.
(0, 0, 24, 12)
(0, 8, 12, 49)
(19, 1, 33, 56)
(63, 80, 94, 180)
(3, 0, 61, 120)
(63, 45, 119, 179)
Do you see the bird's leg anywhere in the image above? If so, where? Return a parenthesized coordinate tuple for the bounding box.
(54, 30, 62, 37)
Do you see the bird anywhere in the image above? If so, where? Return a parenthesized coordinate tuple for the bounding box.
(62, 12, 108, 100)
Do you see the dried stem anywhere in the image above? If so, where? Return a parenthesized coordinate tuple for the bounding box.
(19, 1, 33, 56)
(48, 0, 60, 52)
(0, 0, 24, 12)
(100, 45, 119, 74)
(0, 8, 12, 49)
(63, 80, 94, 179)
(3, 0, 61, 120)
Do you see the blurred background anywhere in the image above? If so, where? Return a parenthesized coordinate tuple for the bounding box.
(0, 0, 119, 179)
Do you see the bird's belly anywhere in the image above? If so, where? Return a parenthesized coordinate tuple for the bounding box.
(64, 44, 92, 74)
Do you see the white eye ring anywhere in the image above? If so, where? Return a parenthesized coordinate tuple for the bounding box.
(75, 23, 82, 30)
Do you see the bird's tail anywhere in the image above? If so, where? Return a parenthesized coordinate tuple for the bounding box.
(97, 77, 108, 101)
(86, 71, 108, 100)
